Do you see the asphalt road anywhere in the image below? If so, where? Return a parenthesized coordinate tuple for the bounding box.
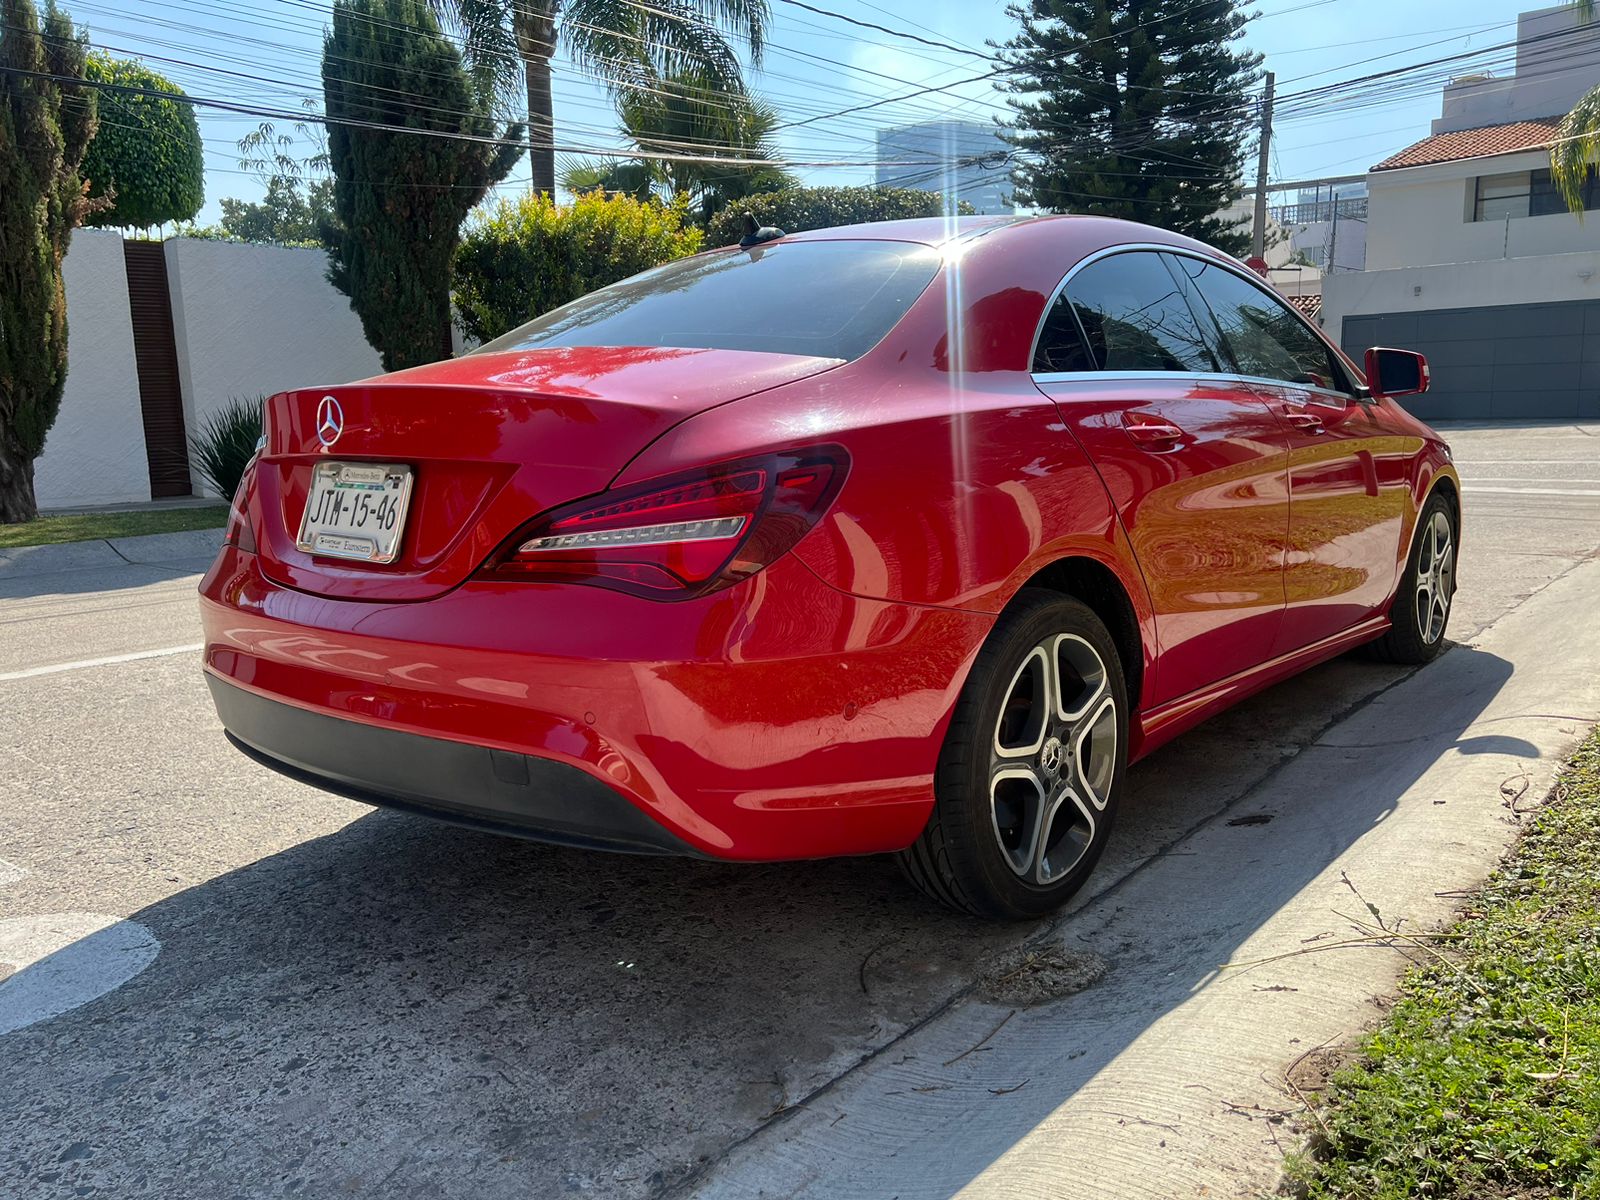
(2, 421, 1598, 1199)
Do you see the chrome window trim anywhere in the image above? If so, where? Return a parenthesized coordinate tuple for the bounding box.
(1033, 368, 1359, 407)
(1027, 242, 1358, 397)
(1253, 377, 1362, 406)
(1033, 369, 1211, 385)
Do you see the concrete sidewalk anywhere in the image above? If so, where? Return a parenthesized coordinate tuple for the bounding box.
(685, 555, 1600, 1200)
(0, 529, 224, 581)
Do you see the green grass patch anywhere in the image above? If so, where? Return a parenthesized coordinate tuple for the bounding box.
(0, 505, 228, 549)
(1288, 729, 1600, 1199)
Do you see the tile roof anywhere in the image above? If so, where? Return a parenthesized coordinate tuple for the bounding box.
(1284, 292, 1322, 319)
(1371, 117, 1564, 171)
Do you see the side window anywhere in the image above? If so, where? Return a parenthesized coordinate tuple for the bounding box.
(1062, 252, 1220, 373)
(1170, 254, 1349, 393)
(1032, 293, 1093, 373)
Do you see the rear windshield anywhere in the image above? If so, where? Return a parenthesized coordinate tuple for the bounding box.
(474, 240, 941, 362)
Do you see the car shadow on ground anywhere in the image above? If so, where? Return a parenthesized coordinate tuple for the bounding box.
(677, 644, 1529, 1199)
(1, 645, 1518, 1199)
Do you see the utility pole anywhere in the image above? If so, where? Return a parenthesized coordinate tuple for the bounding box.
(1252, 71, 1275, 260)
(1328, 200, 1339, 274)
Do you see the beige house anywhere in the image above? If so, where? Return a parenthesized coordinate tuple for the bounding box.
(1321, 4, 1600, 420)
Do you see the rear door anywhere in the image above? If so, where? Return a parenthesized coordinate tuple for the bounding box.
(1031, 249, 1290, 707)
(1169, 253, 1414, 654)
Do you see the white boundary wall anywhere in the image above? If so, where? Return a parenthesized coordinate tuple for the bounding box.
(34, 230, 151, 510)
(35, 235, 385, 509)
(164, 239, 383, 497)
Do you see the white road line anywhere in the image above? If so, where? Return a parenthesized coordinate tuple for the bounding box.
(1464, 486, 1600, 497)
(0, 642, 203, 682)
(1465, 473, 1600, 483)
(0, 913, 161, 1036)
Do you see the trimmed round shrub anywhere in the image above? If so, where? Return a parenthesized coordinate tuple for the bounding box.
(81, 53, 204, 229)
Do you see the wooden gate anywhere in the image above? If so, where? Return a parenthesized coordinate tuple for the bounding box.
(123, 240, 193, 497)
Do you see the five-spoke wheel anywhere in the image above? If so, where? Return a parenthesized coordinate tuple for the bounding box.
(1367, 490, 1457, 665)
(898, 591, 1127, 919)
(989, 633, 1118, 887)
(1413, 508, 1454, 646)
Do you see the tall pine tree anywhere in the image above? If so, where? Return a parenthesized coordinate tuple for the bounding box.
(997, 0, 1262, 255)
(321, 0, 523, 371)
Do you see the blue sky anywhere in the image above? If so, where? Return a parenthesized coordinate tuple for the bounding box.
(87, 0, 1546, 225)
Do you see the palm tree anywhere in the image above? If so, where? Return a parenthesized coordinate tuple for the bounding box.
(436, 0, 770, 197)
(561, 71, 793, 224)
(1553, 1, 1600, 210)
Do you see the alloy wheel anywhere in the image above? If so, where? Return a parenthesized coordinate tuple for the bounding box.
(1414, 509, 1454, 644)
(989, 634, 1118, 887)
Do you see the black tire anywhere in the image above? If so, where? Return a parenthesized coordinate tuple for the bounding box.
(1365, 491, 1457, 665)
(898, 589, 1129, 920)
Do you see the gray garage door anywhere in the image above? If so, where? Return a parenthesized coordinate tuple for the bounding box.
(1340, 299, 1600, 421)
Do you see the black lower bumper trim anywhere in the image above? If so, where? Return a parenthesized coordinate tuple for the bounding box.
(208, 675, 698, 857)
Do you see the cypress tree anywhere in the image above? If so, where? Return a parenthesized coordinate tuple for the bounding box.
(321, 0, 523, 371)
(0, 0, 99, 523)
(997, 0, 1262, 255)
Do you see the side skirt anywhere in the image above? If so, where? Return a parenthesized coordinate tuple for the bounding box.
(1130, 615, 1391, 762)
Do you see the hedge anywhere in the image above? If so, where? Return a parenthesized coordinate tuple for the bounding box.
(454, 191, 704, 343)
(704, 185, 977, 246)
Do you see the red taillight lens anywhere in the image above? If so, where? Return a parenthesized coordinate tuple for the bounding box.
(482, 447, 848, 598)
(223, 451, 262, 554)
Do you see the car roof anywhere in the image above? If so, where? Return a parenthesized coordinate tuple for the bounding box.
(779, 215, 1029, 245)
(776, 213, 1194, 249)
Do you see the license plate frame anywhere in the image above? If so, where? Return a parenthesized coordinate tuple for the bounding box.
(296, 460, 415, 564)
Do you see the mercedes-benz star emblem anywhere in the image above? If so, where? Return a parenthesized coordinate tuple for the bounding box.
(1040, 736, 1064, 778)
(315, 395, 344, 448)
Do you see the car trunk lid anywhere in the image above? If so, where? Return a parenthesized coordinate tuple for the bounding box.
(252, 346, 842, 602)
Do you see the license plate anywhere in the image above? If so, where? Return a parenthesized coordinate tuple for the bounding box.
(296, 461, 413, 563)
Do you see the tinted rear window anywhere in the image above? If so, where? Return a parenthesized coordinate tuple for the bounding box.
(475, 240, 941, 361)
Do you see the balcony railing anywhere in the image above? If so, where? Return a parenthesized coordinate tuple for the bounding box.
(1267, 197, 1368, 226)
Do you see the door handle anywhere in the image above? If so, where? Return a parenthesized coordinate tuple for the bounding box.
(1122, 417, 1185, 447)
(1278, 406, 1325, 434)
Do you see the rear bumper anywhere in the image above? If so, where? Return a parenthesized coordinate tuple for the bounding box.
(199, 544, 993, 861)
(211, 675, 699, 855)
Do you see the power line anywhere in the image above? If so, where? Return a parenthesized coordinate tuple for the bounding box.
(111, 0, 1010, 154)
(78, 0, 1011, 162)
(62, 0, 1594, 213)
(768, 0, 992, 61)
(0, 60, 969, 169)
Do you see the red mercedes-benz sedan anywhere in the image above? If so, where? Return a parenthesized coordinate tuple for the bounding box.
(199, 215, 1458, 918)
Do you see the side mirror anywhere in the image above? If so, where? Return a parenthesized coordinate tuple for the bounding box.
(1364, 347, 1429, 401)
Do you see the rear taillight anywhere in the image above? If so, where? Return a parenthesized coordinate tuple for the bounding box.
(481, 447, 848, 598)
(223, 435, 267, 554)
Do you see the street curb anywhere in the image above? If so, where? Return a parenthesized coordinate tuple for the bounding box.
(107, 529, 225, 565)
(0, 529, 224, 581)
